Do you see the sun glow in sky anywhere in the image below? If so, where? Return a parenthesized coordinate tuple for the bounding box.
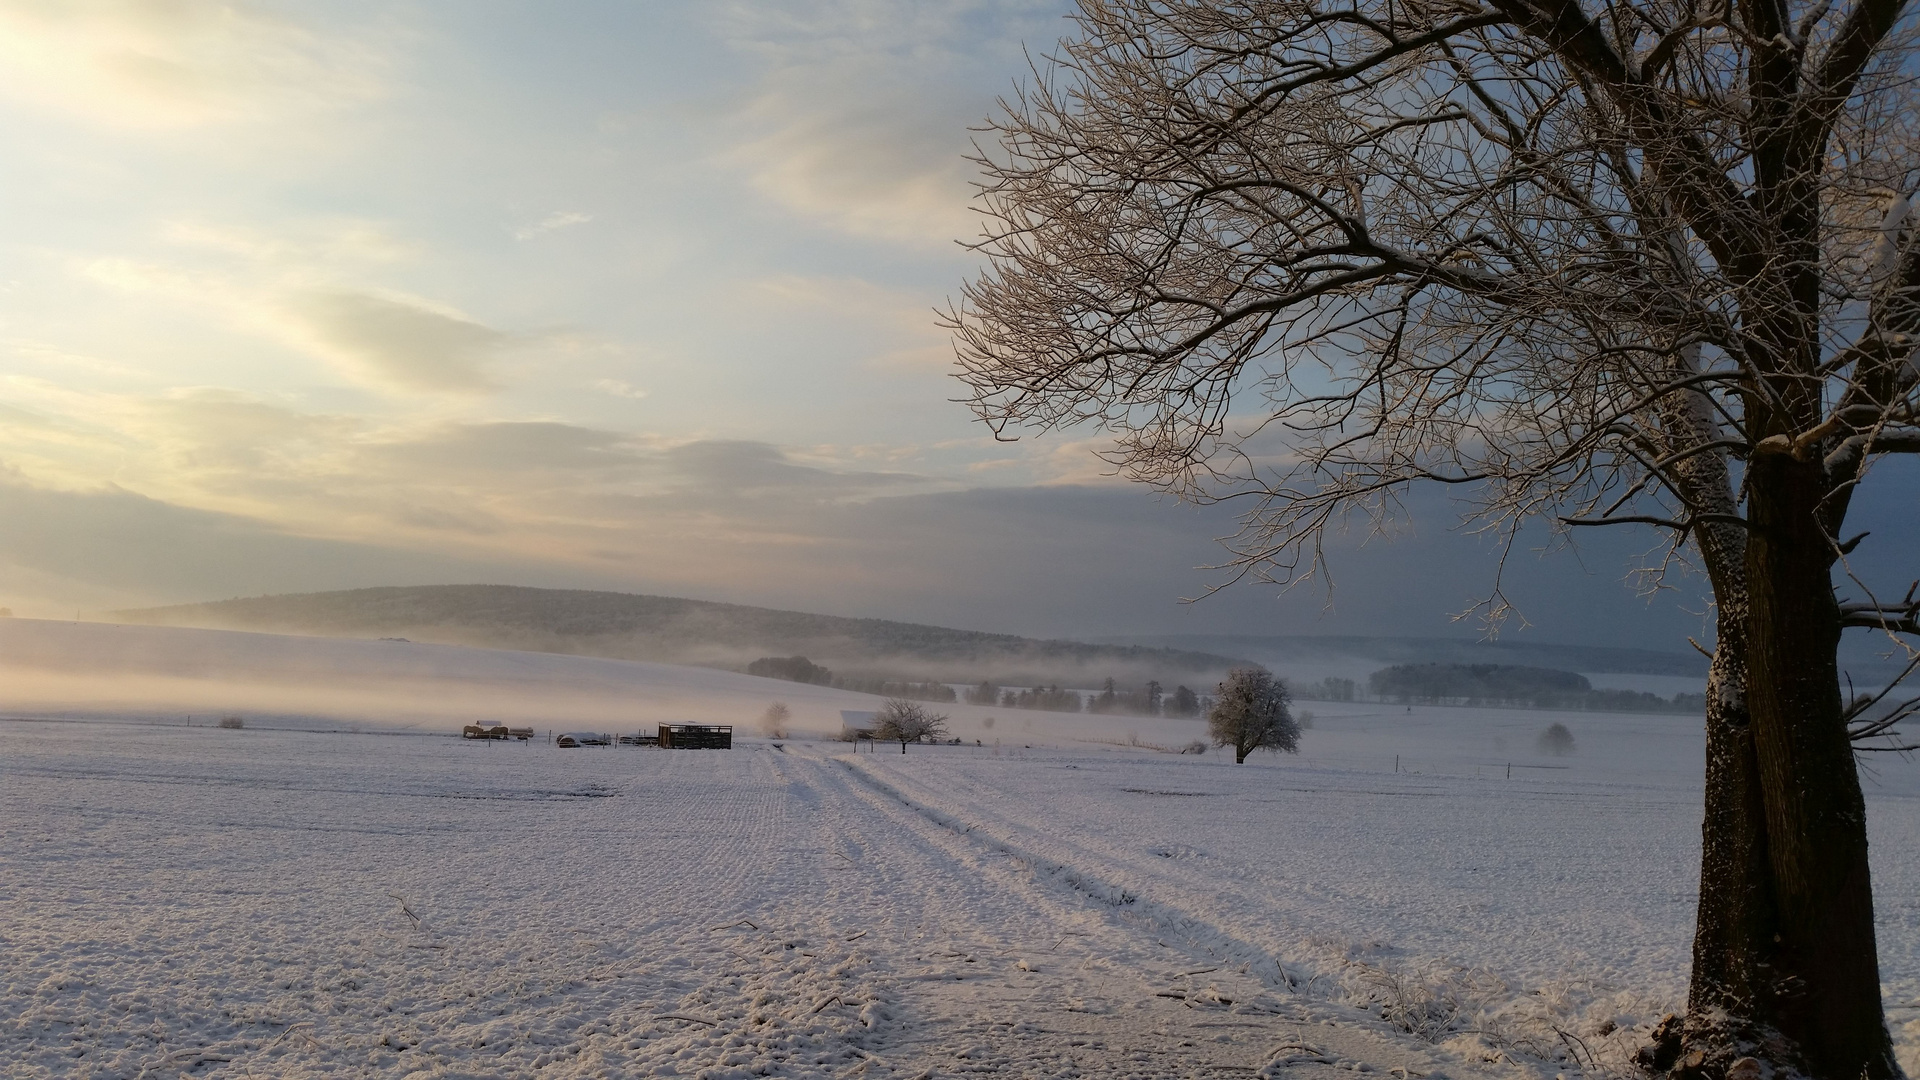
(0, 2, 1101, 614)
(3, 0, 1879, 648)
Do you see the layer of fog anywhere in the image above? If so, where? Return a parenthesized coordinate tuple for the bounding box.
(0, 619, 883, 736)
(117, 585, 1257, 692)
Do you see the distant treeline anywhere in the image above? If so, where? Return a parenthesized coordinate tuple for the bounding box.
(1359, 663, 1704, 713)
(744, 656, 961, 702)
(746, 656, 834, 684)
(746, 656, 1211, 716)
(1298, 676, 1359, 701)
(968, 682, 1084, 711)
(836, 677, 958, 702)
(965, 678, 1211, 717)
(747, 655, 1704, 716)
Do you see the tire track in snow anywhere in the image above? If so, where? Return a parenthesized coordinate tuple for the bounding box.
(795, 748, 1470, 1078)
(824, 748, 1672, 1074)
(828, 751, 1296, 986)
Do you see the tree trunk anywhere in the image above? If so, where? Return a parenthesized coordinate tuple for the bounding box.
(1673, 448, 1781, 1070)
(1736, 457, 1896, 1079)
(1680, 593, 1782, 1069)
(1235, 743, 1249, 764)
(1656, 362, 1892, 1078)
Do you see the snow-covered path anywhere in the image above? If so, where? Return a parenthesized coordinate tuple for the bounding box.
(5, 719, 1917, 1078)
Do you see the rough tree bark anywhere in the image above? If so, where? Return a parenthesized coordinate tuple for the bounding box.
(1655, 360, 1780, 1070)
(1745, 463, 1888, 1072)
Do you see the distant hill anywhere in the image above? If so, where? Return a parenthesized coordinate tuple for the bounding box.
(113, 585, 1255, 690)
(1098, 632, 1710, 678)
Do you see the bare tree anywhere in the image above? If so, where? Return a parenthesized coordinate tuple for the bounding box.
(760, 701, 791, 739)
(872, 698, 951, 754)
(951, 2, 1920, 1074)
(1208, 668, 1301, 762)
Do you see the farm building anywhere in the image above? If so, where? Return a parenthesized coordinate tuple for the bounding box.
(839, 710, 876, 740)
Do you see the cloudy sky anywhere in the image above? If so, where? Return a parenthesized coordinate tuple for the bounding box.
(0, 0, 1907, 649)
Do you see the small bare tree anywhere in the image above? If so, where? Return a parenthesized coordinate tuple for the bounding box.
(871, 698, 951, 754)
(760, 701, 791, 739)
(1208, 668, 1300, 763)
(952, 1, 1919, 1072)
(1537, 722, 1577, 755)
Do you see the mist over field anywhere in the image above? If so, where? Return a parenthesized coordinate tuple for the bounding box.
(109, 584, 1259, 693)
(2, 3, 1918, 1079)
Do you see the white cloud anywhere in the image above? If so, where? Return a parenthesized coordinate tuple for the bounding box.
(75, 227, 516, 396)
(0, 378, 957, 562)
(1028, 436, 1134, 487)
(284, 291, 503, 394)
(750, 274, 948, 367)
(512, 211, 593, 241)
(0, 0, 391, 129)
(161, 219, 414, 265)
(708, 0, 1058, 247)
(595, 379, 649, 399)
(724, 82, 978, 246)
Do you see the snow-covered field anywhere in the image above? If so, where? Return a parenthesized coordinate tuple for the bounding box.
(3, 623, 1918, 1079)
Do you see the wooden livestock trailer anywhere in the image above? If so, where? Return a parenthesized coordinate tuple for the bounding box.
(658, 724, 732, 749)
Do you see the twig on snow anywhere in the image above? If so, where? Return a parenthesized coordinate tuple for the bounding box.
(386, 892, 422, 930)
(1267, 1040, 1335, 1065)
(266, 1022, 323, 1052)
(1554, 1026, 1597, 1071)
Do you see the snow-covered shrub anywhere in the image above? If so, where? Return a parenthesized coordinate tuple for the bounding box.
(1537, 723, 1576, 756)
